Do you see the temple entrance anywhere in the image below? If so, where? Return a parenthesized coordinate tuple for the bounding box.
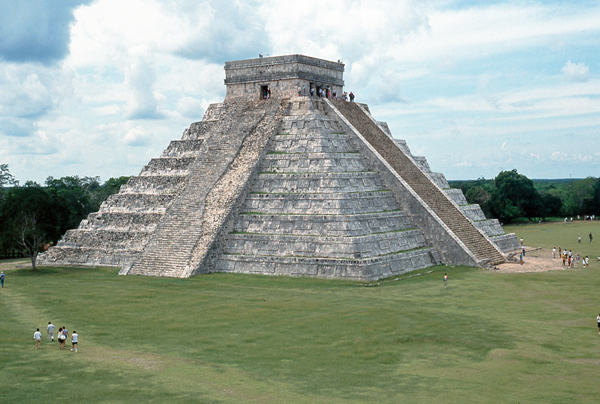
(260, 85, 270, 99)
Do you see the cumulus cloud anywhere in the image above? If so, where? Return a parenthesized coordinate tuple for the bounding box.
(0, 1, 93, 64)
(177, 96, 203, 118)
(562, 60, 590, 82)
(174, 0, 269, 62)
(123, 125, 152, 147)
(124, 52, 164, 120)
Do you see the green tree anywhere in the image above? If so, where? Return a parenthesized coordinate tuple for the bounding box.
(1, 183, 69, 270)
(561, 177, 597, 216)
(45, 176, 102, 229)
(0, 164, 18, 188)
(490, 169, 540, 223)
(465, 184, 493, 218)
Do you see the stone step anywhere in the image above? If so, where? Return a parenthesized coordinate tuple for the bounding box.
(260, 152, 368, 173)
(57, 229, 152, 250)
(234, 210, 413, 237)
(243, 191, 399, 215)
(121, 175, 188, 194)
(100, 193, 175, 213)
(223, 229, 428, 259)
(80, 212, 164, 231)
(160, 139, 206, 158)
(271, 134, 355, 154)
(215, 248, 439, 280)
(251, 172, 383, 193)
(139, 157, 196, 176)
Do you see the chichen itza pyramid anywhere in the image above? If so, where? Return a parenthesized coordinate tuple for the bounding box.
(38, 54, 520, 280)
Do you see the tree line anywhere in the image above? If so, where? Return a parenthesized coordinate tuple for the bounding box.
(0, 164, 129, 269)
(450, 169, 600, 224)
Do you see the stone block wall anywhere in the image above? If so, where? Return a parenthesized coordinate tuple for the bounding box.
(225, 55, 344, 100)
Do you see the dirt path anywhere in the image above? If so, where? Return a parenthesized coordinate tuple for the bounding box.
(496, 248, 588, 273)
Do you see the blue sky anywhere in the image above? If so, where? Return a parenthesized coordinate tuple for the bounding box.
(0, 0, 598, 184)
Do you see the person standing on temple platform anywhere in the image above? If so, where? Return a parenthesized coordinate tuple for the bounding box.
(349, 92, 355, 102)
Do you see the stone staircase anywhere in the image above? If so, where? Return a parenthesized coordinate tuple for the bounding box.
(126, 100, 285, 277)
(36, 112, 219, 268)
(214, 97, 440, 280)
(330, 100, 505, 266)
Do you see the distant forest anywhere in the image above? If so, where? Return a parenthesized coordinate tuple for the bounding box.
(449, 170, 600, 224)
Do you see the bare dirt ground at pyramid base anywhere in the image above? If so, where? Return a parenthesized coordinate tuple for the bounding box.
(496, 248, 581, 273)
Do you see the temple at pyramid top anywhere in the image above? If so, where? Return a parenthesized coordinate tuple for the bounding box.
(224, 54, 345, 100)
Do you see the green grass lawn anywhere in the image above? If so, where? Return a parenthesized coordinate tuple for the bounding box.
(1, 222, 600, 403)
(505, 220, 600, 259)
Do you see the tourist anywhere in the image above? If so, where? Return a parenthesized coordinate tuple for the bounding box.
(349, 92, 355, 102)
(562, 252, 566, 266)
(520, 237, 524, 246)
(585, 256, 589, 267)
(590, 233, 593, 242)
(443, 273, 448, 289)
(71, 331, 78, 353)
(519, 252, 523, 265)
(47, 321, 55, 342)
(522, 245, 526, 256)
(303, 85, 306, 96)
(61, 326, 68, 349)
(576, 253, 580, 266)
(597, 313, 600, 335)
(58, 327, 65, 349)
(578, 236, 581, 243)
(0, 271, 4, 288)
(267, 88, 271, 99)
(553, 247, 556, 258)
(34, 328, 42, 349)
(567, 255, 571, 267)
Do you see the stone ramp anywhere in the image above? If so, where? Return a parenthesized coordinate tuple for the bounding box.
(126, 100, 286, 277)
(330, 100, 505, 266)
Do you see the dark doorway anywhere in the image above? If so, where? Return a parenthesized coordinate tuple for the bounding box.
(260, 85, 269, 99)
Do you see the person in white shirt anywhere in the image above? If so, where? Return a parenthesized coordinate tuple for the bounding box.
(71, 331, 78, 353)
(47, 322, 55, 342)
(34, 328, 42, 349)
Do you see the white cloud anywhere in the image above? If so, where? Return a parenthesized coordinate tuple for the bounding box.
(561, 60, 590, 82)
(123, 125, 152, 147)
(177, 96, 203, 118)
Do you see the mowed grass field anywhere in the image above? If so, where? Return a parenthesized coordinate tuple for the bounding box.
(1, 221, 600, 403)
(505, 220, 600, 259)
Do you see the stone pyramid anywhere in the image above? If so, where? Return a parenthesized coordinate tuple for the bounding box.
(38, 55, 519, 280)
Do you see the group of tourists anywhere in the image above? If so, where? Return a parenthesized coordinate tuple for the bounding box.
(296, 85, 355, 101)
(33, 321, 78, 352)
(553, 246, 590, 268)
